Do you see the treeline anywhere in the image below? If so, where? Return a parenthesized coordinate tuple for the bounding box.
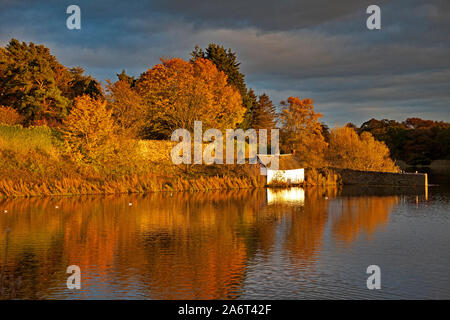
(0, 38, 413, 192)
(0, 40, 277, 137)
(346, 118, 450, 165)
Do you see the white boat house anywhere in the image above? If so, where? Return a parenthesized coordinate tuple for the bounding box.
(257, 154, 305, 185)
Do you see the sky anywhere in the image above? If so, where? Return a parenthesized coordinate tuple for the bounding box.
(1, 0, 449, 127)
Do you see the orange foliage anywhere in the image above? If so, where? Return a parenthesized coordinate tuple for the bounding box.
(106, 79, 146, 137)
(331, 196, 399, 245)
(0, 188, 400, 298)
(0, 106, 22, 125)
(280, 97, 327, 167)
(136, 58, 245, 138)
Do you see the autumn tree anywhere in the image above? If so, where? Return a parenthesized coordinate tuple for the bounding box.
(63, 95, 117, 166)
(327, 126, 399, 172)
(106, 79, 146, 137)
(136, 57, 245, 139)
(280, 97, 327, 167)
(192, 44, 253, 128)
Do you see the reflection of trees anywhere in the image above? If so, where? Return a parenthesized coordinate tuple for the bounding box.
(134, 191, 260, 299)
(331, 196, 399, 245)
(283, 188, 329, 267)
(0, 188, 398, 299)
(0, 191, 273, 299)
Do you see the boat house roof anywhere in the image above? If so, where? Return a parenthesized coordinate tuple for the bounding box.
(257, 154, 303, 170)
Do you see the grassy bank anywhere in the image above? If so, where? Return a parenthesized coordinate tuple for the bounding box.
(0, 124, 345, 198)
(0, 124, 262, 197)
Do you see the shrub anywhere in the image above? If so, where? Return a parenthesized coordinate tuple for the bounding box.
(62, 95, 148, 175)
(0, 106, 22, 125)
(63, 95, 117, 166)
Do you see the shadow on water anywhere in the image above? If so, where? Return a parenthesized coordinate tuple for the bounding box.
(0, 182, 447, 299)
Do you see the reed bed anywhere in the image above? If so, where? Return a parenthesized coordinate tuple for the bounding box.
(0, 174, 261, 198)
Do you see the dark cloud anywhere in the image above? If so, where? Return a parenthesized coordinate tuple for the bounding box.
(150, 0, 392, 31)
(0, 0, 449, 126)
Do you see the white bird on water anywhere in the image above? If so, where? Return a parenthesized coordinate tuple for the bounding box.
(128, 202, 133, 206)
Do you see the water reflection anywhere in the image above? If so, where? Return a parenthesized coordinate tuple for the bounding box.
(329, 196, 399, 245)
(267, 188, 305, 205)
(0, 187, 430, 299)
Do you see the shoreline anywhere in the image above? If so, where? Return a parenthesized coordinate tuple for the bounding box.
(0, 174, 263, 198)
(0, 167, 429, 198)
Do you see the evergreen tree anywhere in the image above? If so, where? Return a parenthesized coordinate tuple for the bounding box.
(250, 92, 277, 131)
(67, 67, 103, 100)
(0, 39, 71, 125)
(116, 69, 136, 87)
(0, 39, 103, 125)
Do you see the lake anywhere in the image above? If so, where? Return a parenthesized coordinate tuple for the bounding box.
(0, 183, 449, 299)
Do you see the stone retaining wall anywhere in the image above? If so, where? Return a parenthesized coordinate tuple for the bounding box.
(334, 168, 427, 186)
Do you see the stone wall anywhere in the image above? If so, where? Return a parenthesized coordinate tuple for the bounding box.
(334, 168, 427, 186)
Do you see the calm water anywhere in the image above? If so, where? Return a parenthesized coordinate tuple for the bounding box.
(0, 185, 449, 299)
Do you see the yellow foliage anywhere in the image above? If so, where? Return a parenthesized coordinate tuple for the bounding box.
(62, 95, 117, 166)
(327, 126, 399, 172)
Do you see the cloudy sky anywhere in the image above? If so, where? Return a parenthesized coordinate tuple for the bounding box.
(1, 0, 449, 126)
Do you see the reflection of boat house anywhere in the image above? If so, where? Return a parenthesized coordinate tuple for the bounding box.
(267, 187, 305, 205)
(257, 154, 304, 185)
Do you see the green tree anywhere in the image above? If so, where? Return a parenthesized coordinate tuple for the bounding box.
(0, 39, 103, 125)
(249, 91, 277, 131)
(358, 117, 450, 165)
(65, 67, 103, 100)
(116, 69, 136, 87)
(0, 39, 71, 125)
